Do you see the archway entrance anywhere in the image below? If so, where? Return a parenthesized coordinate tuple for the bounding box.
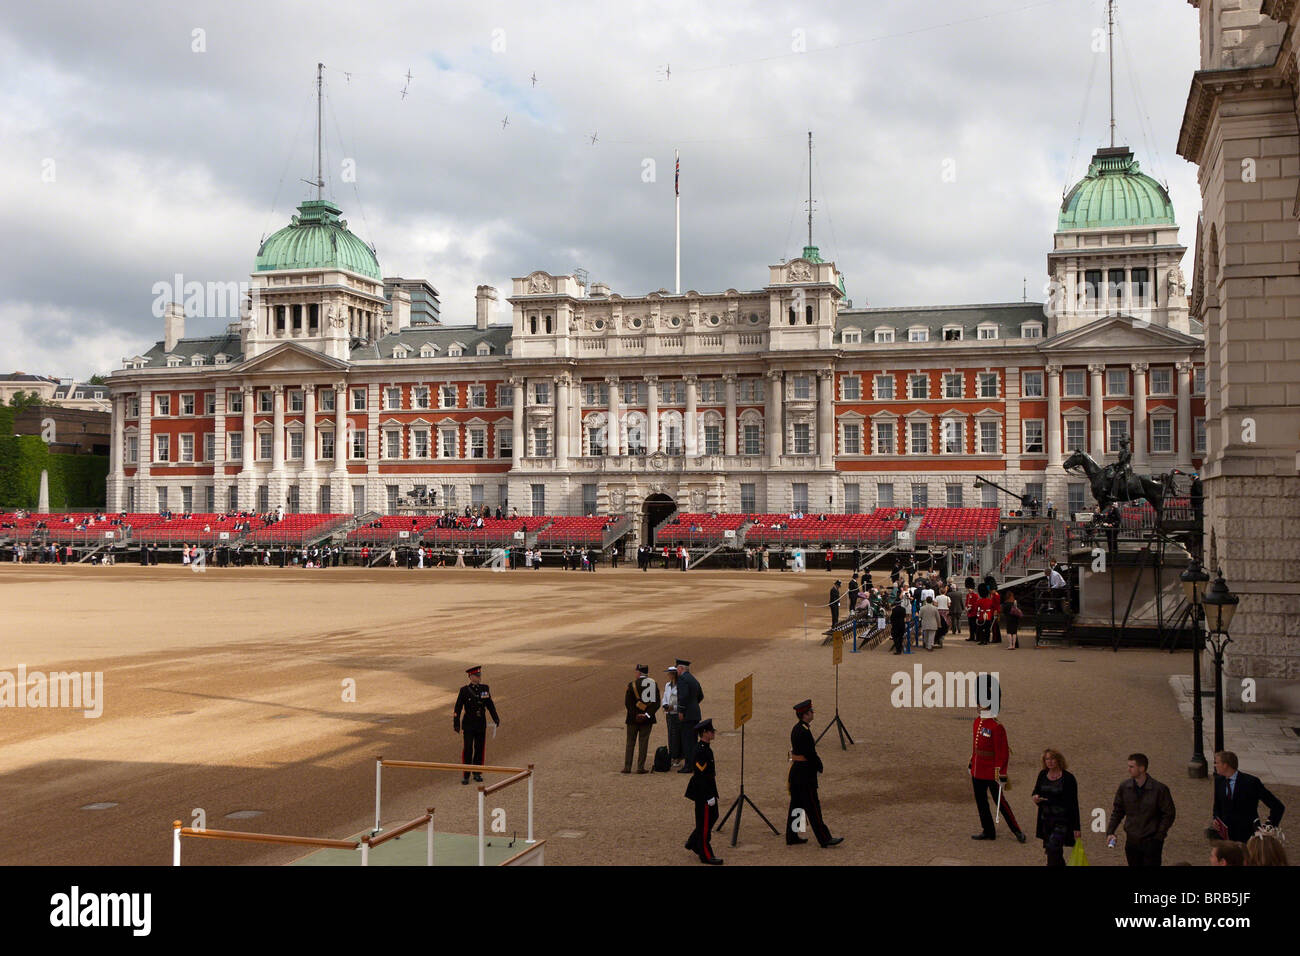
(643, 493, 676, 545)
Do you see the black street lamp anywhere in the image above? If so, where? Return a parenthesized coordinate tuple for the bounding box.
(1180, 558, 1210, 778)
(1201, 570, 1241, 755)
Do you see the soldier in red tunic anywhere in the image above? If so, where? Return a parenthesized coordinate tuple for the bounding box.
(969, 688, 1026, 843)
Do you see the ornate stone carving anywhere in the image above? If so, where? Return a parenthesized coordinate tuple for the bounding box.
(604, 375, 620, 387)
(609, 487, 626, 510)
(328, 307, 345, 329)
(683, 373, 698, 385)
(1130, 362, 1149, 374)
(643, 374, 659, 385)
(271, 384, 285, 395)
(721, 373, 737, 385)
(690, 488, 707, 511)
(650, 451, 668, 470)
(507, 375, 523, 388)
(554, 372, 572, 387)
(1045, 364, 1063, 376)
(816, 367, 834, 380)
(1166, 265, 1186, 298)
(788, 261, 813, 282)
(765, 369, 783, 381)
(527, 272, 552, 294)
(1175, 360, 1194, 373)
(242, 384, 256, 396)
(1087, 363, 1107, 375)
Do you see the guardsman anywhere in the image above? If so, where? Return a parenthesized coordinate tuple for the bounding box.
(674, 659, 704, 772)
(453, 666, 501, 785)
(969, 683, 1026, 843)
(684, 719, 723, 865)
(786, 699, 844, 848)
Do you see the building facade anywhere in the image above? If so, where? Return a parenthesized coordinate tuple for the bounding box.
(106, 152, 1205, 527)
(1178, 0, 1300, 706)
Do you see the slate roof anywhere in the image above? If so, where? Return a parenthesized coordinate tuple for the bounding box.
(136, 334, 244, 368)
(349, 324, 513, 360)
(836, 302, 1047, 341)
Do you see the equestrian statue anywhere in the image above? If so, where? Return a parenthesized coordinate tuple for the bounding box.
(1062, 438, 1167, 514)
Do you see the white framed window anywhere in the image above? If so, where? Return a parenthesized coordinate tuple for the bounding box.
(225, 391, 241, 414)
(469, 427, 486, 458)
(259, 391, 273, 413)
(943, 373, 963, 399)
(167, 356, 182, 368)
(440, 429, 458, 458)
(532, 426, 550, 457)
(351, 428, 366, 459)
(1151, 418, 1173, 453)
(1107, 369, 1129, 396)
(791, 422, 811, 454)
(1063, 370, 1086, 397)
(908, 374, 929, 400)
(1194, 417, 1206, 454)
(448, 344, 464, 358)
(911, 483, 929, 508)
(497, 383, 513, 407)
(792, 376, 811, 400)
(941, 419, 964, 454)
(204, 393, 216, 415)
(385, 387, 402, 410)
(908, 327, 929, 343)
(742, 422, 762, 456)
(155, 434, 170, 462)
(792, 482, 809, 513)
(841, 328, 861, 344)
(1020, 323, 1043, 339)
(978, 420, 999, 454)
(476, 343, 492, 356)
(411, 428, 430, 459)
(1149, 368, 1172, 395)
(840, 376, 860, 401)
(908, 420, 930, 455)
(697, 381, 718, 404)
(1023, 420, 1045, 454)
(289, 431, 304, 460)
(1022, 371, 1044, 398)
(874, 375, 895, 400)
(289, 390, 305, 412)
(877, 482, 895, 508)
(703, 423, 721, 455)
(874, 328, 895, 344)
(351, 388, 367, 411)
(738, 379, 764, 404)
(203, 433, 215, 462)
(469, 384, 487, 408)
(946, 483, 964, 507)
(419, 344, 436, 359)
(622, 381, 647, 405)
(128, 396, 140, 418)
(977, 373, 999, 399)
(156, 394, 171, 417)
(227, 432, 242, 461)
(942, 326, 963, 341)
(180, 393, 195, 416)
(1108, 418, 1130, 453)
(498, 428, 513, 459)
(320, 388, 335, 412)
(844, 483, 860, 512)
(842, 422, 861, 455)
(583, 382, 609, 406)
(1065, 419, 1086, 452)
(875, 421, 896, 455)
(320, 430, 333, 460)
(410, 386, 428, 409)
(977, 325, 999, 340)
(384, 431, 401, 459)
(1193, 367, 1206, 394)
(126, 435, 139, 464)
(258, 432, 273, 460)
(533, 382, 551, 405)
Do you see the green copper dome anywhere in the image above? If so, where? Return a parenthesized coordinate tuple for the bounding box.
(1058, 147, 1175, 231)
(255, 199, 381, 279)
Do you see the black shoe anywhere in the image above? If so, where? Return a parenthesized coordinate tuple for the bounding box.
(473, 774, 484, 782)
(677, 767, 691, 773)
(685, 840, 695, 850)
(821, 837, 844, 847)
(971, 833, 995, 840)
(1015, 831, 1027, 844)
(461, 778, 469, 785)
(621, 769, 631, 774)
(702, 857, 724, 865)
(786, 837, 808, 845)
(636, 768, 649, 774)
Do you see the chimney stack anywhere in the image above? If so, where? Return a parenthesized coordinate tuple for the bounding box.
(164, 302, 185, 353)
(475, 285, 498, 331)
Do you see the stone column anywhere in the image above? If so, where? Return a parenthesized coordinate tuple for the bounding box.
(684, 374, 698, 456)
(1131, 362, 1149, 468)
(816, 368, 834, 468)
(723, 373, 737, 456)
(241, 386, 255, 470)
(1176, 360, 1193, 468)
(1046, 364, 1062, 467)
(333, 381, 347, 472)
(605, 375, 620, 459)
(766, 369, 783, 467)
(1088, 364, 1105, 457)
(510, 377, 524, 469)
(645, 375, 659, 454)
(555, 374, 570, 467)
(303, 384, 316, 472)
(271, 384, 285, 473)
(110, 394, 124, 478)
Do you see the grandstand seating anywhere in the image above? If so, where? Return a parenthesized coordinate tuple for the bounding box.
(535, 516, 619, 545)
(656, 513, 748, 546)
(425, 517, 544, 545)
(914, 508, 1000, 543)
(136, 513, 267, 544)
(245, 514, 347, 545)
(346, 515, 437, 544)
(742, 512, 904, 546)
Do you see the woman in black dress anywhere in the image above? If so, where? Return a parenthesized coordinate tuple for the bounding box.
(1031, 748, 1081, 867)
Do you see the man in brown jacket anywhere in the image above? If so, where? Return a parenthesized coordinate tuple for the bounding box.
(1106, 753, 1176, 866)
(622, 665, 660, 774)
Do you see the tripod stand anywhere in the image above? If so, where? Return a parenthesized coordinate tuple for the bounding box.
(714, 724, 778, 846)
(815, 650, 855, 750)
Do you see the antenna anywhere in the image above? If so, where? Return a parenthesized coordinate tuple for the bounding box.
(807, 131, 814, 248)
(1108, 0, 1116, 147)
(302, 63, 326, 197)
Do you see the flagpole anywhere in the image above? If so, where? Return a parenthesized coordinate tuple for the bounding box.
(674, 148, 681, 295)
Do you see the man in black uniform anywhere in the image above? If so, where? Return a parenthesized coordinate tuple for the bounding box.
(786, 699, 843, 847)
(452, 665, 500, 785)
(675, 659, 704, 772)
(829, 580, 841, 629)
(684, 718, 723, 865)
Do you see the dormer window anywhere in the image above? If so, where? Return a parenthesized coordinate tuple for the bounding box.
(874, 328, 895, 344)
(841, 328, 861, 344)
(977, 325, 999, 340)
(1020, 323, 1043, 339)
(448, 343, 465, 357)
(214, 353, 228, 365)
(476, 342, 492, 355)
(166, 355, 182, 368)
(190, 355, 205, 366)
(908, 327, 929, 343)
(420, 344, 437, 358)
(391, 346, 409, 359)
(942, 327, 963, 341)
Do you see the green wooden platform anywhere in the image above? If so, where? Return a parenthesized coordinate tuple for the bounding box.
(292, 829, 539, 866)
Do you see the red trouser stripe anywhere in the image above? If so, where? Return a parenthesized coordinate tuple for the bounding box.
(701, 804, 714, 860)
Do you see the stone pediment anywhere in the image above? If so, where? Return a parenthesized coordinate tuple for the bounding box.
(234, 342, 349, 374)
(1042, 316, 1201, 351)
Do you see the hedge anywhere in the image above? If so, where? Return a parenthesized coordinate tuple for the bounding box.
(0, 406, 108, 509)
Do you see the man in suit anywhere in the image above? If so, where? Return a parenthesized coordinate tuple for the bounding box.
(828, 580, 841, 629)
(1211, 750, 1285, 842)
(846, 574, 860, 621)
(622, 664, 660, 774)
(675, 659, 704, 773)
(683, 718, 723, 865)
(786, 699, 843, 848)
(452, 666, 501, 785)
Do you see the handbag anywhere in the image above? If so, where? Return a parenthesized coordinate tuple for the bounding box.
(1067, 842, 1089, 867)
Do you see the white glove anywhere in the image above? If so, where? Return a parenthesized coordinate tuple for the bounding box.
(707, 798, 716, 806)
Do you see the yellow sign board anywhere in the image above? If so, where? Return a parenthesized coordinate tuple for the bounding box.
(734, 674, 753, 729)
(833, 633, 844, 666)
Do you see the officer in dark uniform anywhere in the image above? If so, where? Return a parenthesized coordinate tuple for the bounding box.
(684, 718, 723, 865)
(453, 665, 500, 785)
(786, 699, 843, 848)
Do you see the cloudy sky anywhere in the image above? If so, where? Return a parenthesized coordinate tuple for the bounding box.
(0, 0, 1202, 380)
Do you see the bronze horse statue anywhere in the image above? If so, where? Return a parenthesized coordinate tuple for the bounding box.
(1062, 449, 1167, 514)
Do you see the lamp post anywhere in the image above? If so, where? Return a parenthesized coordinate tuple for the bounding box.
(1180, 559, 1209, 778)
(1201, 570, 1240, 755)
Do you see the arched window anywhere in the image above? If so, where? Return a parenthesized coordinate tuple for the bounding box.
(788, 306, 797, 326)
(806, 305, 814, 325)
(544, 315, 553, 333)
(529, 316, 537, 335)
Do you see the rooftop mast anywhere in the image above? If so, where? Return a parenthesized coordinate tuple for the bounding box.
(807, 131, 814, 247)
(1108, 0, 1115, 148)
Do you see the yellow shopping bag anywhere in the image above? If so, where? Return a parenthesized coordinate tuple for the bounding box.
(1067, 841, 1089, 867)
